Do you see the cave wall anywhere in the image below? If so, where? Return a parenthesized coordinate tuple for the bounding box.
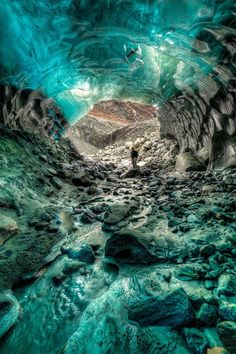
(0, 85, 68, 139)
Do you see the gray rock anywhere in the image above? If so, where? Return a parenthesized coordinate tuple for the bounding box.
(72, 172, 93, 187)
(128, 288, 194, 327)
(103, 203, 131, 225)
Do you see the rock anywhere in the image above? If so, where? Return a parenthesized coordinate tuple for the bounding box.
(80, 211, 96, 224)
(72, 172, 93, 187)
(0, 290, 21, 339)
(183, 328, 209, 354)
(63, 243, 95, 264)
(103, 203, 131, 225)
(0, 214, 18, 246)
(187, 214, 200, 224)
(215, 242, 232, 253)
(217, 321, 236, 353)
(120, 168, 139, 179)
(62, 259, 84, 275)
(205, 280, 216, 290)
(200, 244, 216, 257)
(196, 303, 218, 325)
(51, 176, 63, 189)
(175, 266, 200, 281)
(128, 288, 194, 327)
(105, 228, 159, 264)
(219, 301, 236, 321)
(217, 274, 236, 296)
(34, 221, 49, 230)
(176, 152, 205, 172)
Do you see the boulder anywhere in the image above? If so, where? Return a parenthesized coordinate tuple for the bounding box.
(219, 301, 236, 321)
(196, 303, 218, 326)
(176, 152, 205, 172)
(62, 243, 95, 264)
(103, 203, 131, 225)
(217, 274, 236, 296)
(128, 287, 194, 327)
(217, 321, 236, 353)
(0, 214, 18, 246)
(105, 228, 159, 264)
(183, 328, 209, 354)
(72, 172, 93, 187)
(175, 266, 200, 281)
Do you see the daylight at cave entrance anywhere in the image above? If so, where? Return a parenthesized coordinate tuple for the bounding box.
(0, 1, 236, 353)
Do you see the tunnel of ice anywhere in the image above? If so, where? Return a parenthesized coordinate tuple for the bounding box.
(0, 0, 235, 167)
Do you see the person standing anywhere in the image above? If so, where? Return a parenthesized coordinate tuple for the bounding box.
(131, 146, 138, 169)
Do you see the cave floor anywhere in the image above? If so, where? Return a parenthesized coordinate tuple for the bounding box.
(0, 125, 236, 354)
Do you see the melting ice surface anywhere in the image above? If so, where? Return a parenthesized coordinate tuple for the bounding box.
(0, 0, 235, 123)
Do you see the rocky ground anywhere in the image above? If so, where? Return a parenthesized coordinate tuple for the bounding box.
(0, 122, 236, 354)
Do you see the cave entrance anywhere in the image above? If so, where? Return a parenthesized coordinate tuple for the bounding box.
(65, 100, 178, 170)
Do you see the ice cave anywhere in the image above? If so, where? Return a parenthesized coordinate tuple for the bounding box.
(0, 1, 236, 353)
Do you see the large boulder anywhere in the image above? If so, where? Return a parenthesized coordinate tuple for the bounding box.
(103, 203, 131, 225)
(0, 290, 21, 339)
(105, 228, 158, 264)
(128, 288, 194, 327)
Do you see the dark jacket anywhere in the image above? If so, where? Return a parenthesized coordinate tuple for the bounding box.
(131, 149, 138, 159)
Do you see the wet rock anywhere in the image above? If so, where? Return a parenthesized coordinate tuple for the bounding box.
(128, 288, 194, 327)
(200, 244, 216, 257)
(196, 303, 218, 326)
(105, 228, 159, 264)
(62, 259, 84, 275)
(183, 328, 209, 354)
(219, 301, 236, 321)
(72, 172, 93, 187)
(175, 265, 200, 281)
(217, 321, 236, 353)
(103, 203, 131, 225)
(217, 274, 236, 296)
(34, 221, 49, 230)
(0, 214, 18, 246)
(63, 243, 96, 264)
(0, 290, 21, 339)
(215, 242, 232, 253)
(80, 210, 96, 224)
(51, 176, 63, 189)
(176, 152, 205, 172)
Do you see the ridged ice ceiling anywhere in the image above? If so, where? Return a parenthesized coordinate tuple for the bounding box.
(0, 0, 235, 123)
